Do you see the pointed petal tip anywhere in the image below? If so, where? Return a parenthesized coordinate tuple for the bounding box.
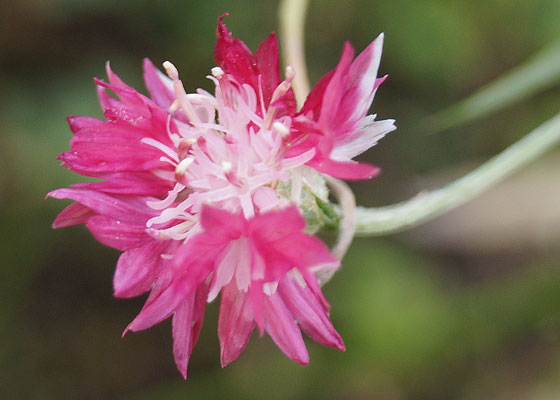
(220, 338, 248, 368)
(122, 318, 141, 337)
(220, 354, 234, 368)
(333, 335, 346, 352)
(142, 57, 153, 70)
(341, 41, 356, 55)
(113, 288, 128, 299)
(217, 12, 231, 35)
(104, 60, 113, 77)
(257, 325, 265, 337)
(45, 189, 61, 200)
(368, 166, 382, 179)
(374, 32, 384, 47)
(121, 326, 130, 338)
(93, 77, 106, 87)
(177, 366, 188, 380)
(294, 351, 310, 365)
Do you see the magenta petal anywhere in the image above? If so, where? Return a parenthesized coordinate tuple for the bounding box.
(279, 277, 344, 351)
(215, 15, 258, 90)
(172, 300, 195, 379)
(94, 78, 152, 114)
(263, 292, 309, 364)
(113, 241, 165, 298)
(172, 284, 208, 379)
(275, 233, 337, 269)
(299, 69, 334, 119)
(97, 85, 119, 111)
(52, 202, 95, 228)
(318, 42, 355, 127)
(250, 281, 265, 335)
(86, 215, 150, 251)
(254, 33, 284, 109)
(47, 188, 156, 224)
(66, 116, 102, 134)
(199, 205, 244, 239)
(59, 120, 169, 175)
(71, 172, 173, 196)
(309, 158, 381, 180)
(248, 205, 304, 241)
(172, 234, 228, 297)
(218, 281, 255, 367)
(105, 61, 136, 92)
(126, 279, 183, 333)
(339, 33, 384, 123)
(143, 58, 175, 109)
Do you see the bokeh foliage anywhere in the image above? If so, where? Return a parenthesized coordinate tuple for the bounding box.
(1, 0, 559, 399)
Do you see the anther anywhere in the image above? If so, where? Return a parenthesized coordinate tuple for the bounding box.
(211, 66, 224, 79)
(169, 100, 180, 112)
(163, 61, 179, 81)
(272, 121, 290, 138)
(221, 161, 233, 173)
(175, 157, 195, 177)
(285, 65, 296, 81)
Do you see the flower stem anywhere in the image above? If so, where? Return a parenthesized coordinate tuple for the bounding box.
(279, 0, 310, 107)
(317, 176, 356, 285)
(351, 112, 560, 235)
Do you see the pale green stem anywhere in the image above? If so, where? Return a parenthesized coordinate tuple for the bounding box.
(279, 0, 310, 106)
(317, 176, 356, 285)
(352, 112, 560, 235)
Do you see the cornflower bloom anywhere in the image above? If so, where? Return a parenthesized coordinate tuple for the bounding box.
(48, 16, 395, 378)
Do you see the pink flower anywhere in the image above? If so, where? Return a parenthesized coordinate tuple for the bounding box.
(125, 205, 342, 374)
(289, 35, 396, 180)
(49, 16, 394, 378)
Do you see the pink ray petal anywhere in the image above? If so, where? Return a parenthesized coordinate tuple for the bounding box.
(218, 281, 255, 367)
(263, 292, 309, 365)
(113, 241, 166, 298)
(172, 284, 208, 379)
(279, 276, 345, 350)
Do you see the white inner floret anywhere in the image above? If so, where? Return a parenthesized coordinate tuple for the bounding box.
(141, 62, 317, 242)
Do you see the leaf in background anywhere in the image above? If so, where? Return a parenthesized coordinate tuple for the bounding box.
(425, 40, 560, 133)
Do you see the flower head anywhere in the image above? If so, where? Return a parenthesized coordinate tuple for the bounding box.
(49, 16, 394, 378)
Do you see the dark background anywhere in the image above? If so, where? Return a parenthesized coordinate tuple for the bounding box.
(1, 0, 560, 398)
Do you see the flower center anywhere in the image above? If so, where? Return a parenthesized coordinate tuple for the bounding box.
(140, 62, 316, 242)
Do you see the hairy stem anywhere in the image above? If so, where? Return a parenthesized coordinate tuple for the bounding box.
(352, 112, 560, 235)
(317, 177, 356, 285)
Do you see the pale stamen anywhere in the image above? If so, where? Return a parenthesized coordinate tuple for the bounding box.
(263, 66, 296, 129)
(272, 121, 290, 138)
(163, 61, 202, 123)
(175, 157, 195, 177)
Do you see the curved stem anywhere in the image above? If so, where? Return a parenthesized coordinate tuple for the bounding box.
(317, 176, 356, 286)
(352, 112, 560, 235)
(326, 176, 356, 259)
(279, 0, 310, 106)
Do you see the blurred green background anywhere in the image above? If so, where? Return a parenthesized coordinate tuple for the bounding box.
(1, 0, 560, 399)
